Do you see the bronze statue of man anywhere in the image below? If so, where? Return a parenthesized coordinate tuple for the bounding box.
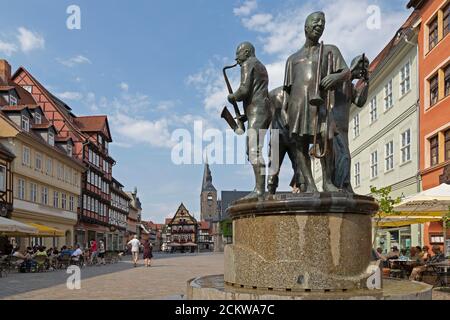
(281, 11, 351, 192)
(228, 42, 271, 199)
(332, 55, 370, 192)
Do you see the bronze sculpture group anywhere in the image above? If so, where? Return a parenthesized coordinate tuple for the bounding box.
(222, 11, 370, 199)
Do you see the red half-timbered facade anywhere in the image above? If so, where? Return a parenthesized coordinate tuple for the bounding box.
(12, 67, 118, 248)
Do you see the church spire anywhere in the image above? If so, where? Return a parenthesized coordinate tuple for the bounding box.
(201, 159, 216, 192)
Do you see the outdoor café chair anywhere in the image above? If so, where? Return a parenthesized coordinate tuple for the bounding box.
(34, 255, 48, 272)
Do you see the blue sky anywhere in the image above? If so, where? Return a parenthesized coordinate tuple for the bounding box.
(1, 0, 412, 223)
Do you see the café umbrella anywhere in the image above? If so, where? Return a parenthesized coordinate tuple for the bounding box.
(0, 217, 39, 236)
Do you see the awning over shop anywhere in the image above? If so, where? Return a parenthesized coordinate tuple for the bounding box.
(25, 223, 65, 237)
(0, 217, 38, 236)
(376, 217, 443, 228)
(376, 183, 450, 227)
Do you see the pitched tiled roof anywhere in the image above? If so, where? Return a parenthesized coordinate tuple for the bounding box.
(75, 115, 107, 132)
(368, 10, 420, 76)
(0, 112, 85, 169)
(198, 221, 210, 230)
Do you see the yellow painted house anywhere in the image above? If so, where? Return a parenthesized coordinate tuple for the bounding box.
(0, 80, 85, 248)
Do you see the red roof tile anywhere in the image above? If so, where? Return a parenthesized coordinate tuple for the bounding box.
(75, 115, 107, 131)
(198, 221, 210, 230)
(368, 11, 420, 75)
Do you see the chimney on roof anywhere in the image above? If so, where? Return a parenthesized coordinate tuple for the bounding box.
(0, 60, 11, 85)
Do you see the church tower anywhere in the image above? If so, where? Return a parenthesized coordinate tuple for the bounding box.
(200, 161, 218, 222)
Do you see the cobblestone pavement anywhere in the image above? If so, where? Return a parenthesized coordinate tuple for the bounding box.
(1, 252, 449, 300)
(0, 252, 224, 300)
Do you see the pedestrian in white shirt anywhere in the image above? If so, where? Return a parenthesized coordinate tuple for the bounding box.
(127, 235, 141, 267)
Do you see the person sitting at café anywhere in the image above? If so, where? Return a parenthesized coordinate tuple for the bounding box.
(71, 244, 84, 265)
(12, 247, 28, 260)
(409, 245, 446, 281)
(386, 246, 400, 260)
(399, 249, 409, 261)
(422, 246, 431, 262)
(60, 245, 73, 256)
(35, 246, 48, 257)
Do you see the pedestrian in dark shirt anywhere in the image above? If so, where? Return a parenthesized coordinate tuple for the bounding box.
(143, 240, 153, 268)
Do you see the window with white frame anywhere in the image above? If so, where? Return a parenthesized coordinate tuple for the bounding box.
(48, 132, 55, 146)
(34, 112, 42, 125)
(385, 141, 394, 171)
(401, 129, 411, 163)
(30, 183, 37, 202)
(370, 151, 378, 179)
(35, 153, 42, 171)
(53, 191, 59, 208)
(57, 163, 63, 180)
(69, 195, 74, 211)
(0, 165, 6, 192)
(369, 97, 377, 123)
(384, 79, 393, 110)
(400, 62, 411, 96)
(46, 158, 52, 175)
(61, 193, 67, 210)
(18, 179, 26, 200)
(21, 115, 30, 132)
(67, 144, 73, 157)
(41, 186, 48, 205)
(22, 146, 30, 166)
(354, 162, 360, 187)
(353, 114, 360, 138)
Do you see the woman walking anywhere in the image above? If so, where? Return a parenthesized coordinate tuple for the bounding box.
(143, 240, 153, 267)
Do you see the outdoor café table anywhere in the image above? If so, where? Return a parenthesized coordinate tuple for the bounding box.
(429, 261, 450, 288)
(389, 260, 417, 278)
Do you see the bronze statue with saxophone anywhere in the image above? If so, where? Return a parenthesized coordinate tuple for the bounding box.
(225, 42, 271, 199)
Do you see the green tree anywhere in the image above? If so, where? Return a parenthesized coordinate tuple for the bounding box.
(370, 186, 402, 248)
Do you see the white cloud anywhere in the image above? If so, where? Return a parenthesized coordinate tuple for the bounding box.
(234, 0, 258, 17)
(238, 0, 409, 61)
(58, 55, 92, 67)
(110, 113, 174, 149)
(119, 82, 129, 92)
(0, 41, 18, 56)
(56, 91, 84, 101)
(17, 27, 45, 53)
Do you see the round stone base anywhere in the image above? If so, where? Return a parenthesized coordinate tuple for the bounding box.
(187, 275, 433, 300)
(225, 193, 378, 291)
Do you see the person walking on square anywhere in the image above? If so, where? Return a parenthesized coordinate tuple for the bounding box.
(98, 240, 106, 265)
(143, 240, 153, 267)
(128, 235, 141, 267)
(90, 240, 98, 265)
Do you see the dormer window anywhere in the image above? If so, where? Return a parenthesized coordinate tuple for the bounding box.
(48, 132, 55, 146)
(98, 134, 103, 145)
(67, 144, 73, 157)
(34, 112, 42, 124)
(10, 95, 17, 106)
(21, 115, 30, 132)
